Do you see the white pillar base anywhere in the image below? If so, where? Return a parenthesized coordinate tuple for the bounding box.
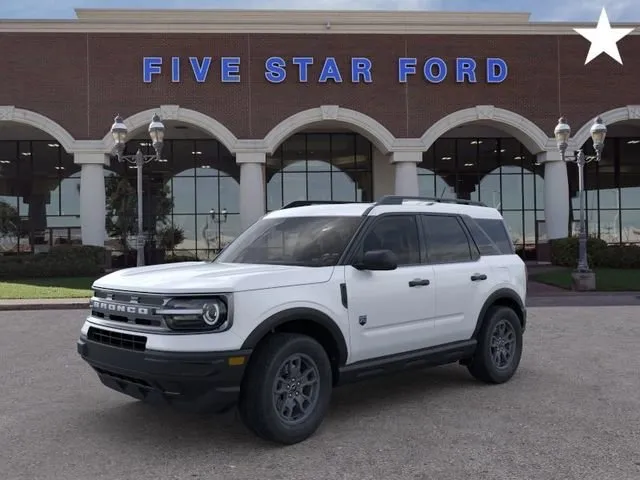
(391, 151, 421, 196)
(538, 151, 569, 240)
(75, 153, 109, 247)
(237, 152, 266, 231)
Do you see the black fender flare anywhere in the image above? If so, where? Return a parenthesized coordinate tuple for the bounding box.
(472, 288, 526, 338)
(241, 307, 349, 366)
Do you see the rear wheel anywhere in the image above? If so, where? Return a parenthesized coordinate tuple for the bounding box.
(238, 333, 333, 445)
(467, 306, 523, 384)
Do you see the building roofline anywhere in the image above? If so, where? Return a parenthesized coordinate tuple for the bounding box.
(0, 8, 637, 35)
(73, 8, 535, 24)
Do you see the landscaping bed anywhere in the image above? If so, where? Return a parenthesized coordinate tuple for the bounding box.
(0, 246, 202, 299)
(527, 236, 640, 291)
(530, 267, 640, 292)
(0, 277, 95, 299)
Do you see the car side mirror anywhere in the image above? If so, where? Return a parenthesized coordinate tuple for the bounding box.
(353, 249, 398, 271)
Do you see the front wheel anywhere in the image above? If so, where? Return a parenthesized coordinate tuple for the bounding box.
(467, 306, 523, 384)
(238, 333, 333, 445)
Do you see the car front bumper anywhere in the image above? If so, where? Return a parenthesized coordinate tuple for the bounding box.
(77, 335, 252, 413)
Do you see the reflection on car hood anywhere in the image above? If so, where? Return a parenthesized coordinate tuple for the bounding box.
(92, 261, 334, 294)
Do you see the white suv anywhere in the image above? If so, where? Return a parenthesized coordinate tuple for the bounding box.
(77, 195, 527, 445)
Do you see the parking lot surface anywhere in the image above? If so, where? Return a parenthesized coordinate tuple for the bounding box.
(1, 307, 639, 480)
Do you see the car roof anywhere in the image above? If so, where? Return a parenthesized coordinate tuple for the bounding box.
(265, 199, 504, 221)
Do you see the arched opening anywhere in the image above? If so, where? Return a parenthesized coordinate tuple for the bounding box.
(418, 123, 545, 259)
(106, 119, 240, 264)
(265, 127, 374, 212)
(570, 120, 640, 245)
(0, 122, 79, 254)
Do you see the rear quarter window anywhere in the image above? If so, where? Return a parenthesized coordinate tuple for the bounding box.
(466, 217, 515, 255)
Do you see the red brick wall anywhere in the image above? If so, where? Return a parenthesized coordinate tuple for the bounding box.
(1, 31, 639, 142)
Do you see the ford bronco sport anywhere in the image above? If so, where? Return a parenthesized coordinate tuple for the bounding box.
(77, 195, 527, 445)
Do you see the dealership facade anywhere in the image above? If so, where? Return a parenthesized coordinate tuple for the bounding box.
(1, 8, 640, 261)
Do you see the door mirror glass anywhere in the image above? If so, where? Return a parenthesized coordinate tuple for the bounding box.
(353, 249, 398, 271)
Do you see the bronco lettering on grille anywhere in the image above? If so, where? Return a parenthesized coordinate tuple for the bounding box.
(91, 300, 150, 315)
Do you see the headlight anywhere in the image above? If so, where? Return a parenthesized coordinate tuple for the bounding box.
(157, 296, 232, 332)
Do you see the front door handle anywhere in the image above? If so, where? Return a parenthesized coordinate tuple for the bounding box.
(471, 273, 487, 281)
(409, 278, 430, 287)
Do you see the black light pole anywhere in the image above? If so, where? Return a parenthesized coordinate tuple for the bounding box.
(554, 116, 607, 279)
(110, 113, 165, 267)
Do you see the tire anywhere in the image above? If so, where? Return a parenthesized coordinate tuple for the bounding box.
(467, 305, 523, 384)
(238, 332, 333, 445)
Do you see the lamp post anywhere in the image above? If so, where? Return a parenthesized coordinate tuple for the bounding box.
(110, 113, 165, 267)
(210, 208, 228, 224)
(554, 115, 607, 288)
(202, 208, 227, 258)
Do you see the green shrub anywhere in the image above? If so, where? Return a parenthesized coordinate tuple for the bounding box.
(550, 236, 640, 269)
(162, 253, 201, 263)
(0, 245, 108, 279)
(594, 244, 640, 269)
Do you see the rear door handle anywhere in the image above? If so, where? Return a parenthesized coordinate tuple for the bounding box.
(409, 278, 430, 287)
(471, 273, 487, 281)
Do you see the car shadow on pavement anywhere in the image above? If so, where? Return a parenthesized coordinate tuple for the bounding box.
(75, 363, 494, 449)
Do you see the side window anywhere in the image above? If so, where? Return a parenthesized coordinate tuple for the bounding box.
(360, 215, 421, 266)
(475, 218, 515, 254)
(421, 215, 473, 264)
(464, 219, 502, 256)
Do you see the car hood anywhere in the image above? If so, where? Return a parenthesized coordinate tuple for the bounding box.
(92, 261, 334, 294)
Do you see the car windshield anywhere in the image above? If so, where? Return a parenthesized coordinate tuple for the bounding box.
(214, 215, 363, 267)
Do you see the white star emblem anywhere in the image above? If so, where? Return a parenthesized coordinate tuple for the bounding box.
(573, 7, 635, 65)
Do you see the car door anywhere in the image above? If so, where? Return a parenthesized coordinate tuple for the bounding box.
(344, 213, 437, 364)
(420, 213, 493, 345)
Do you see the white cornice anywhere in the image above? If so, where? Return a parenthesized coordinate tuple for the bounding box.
(0, 8, 637, 35)
(73, 8, 534, 24)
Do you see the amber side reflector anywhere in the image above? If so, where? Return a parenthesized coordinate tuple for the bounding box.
(228, 356, 246, 366)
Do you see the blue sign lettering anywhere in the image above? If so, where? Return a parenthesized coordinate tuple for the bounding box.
(221, 57, 241, 83)
(292, 57, 313, 82)
(142, 55, 509, 84)
(189, 57, 211, 83)
(319, 57, 342, 83)
(424, 57, 447, 83)
(351, 57, 372, 83)
(265, 56, 286, 83)
(487, 58, 508, 83)
(455, 57, 477, 83)
(143, 57, 162, 83)
(171, 57, 180, 83)
(398, 58, 417, 83)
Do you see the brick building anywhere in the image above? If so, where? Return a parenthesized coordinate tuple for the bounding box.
(1, 8, 639, 261)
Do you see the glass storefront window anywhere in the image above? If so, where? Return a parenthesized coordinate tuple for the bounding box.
(419, 136, 545, 255)
(266, 132, 373, 211)
(104, 138, 239, 262)
(568, 136, 640, 244)
(0, 140, 83, 253)
(621, 210, 640, 243)
(620, 176, 640, 208)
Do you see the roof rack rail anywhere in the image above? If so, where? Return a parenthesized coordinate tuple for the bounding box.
(281, 200, 360, 209)
(375, 195, 487, 207)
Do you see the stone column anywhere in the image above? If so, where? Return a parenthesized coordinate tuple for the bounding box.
(538, 151, 569, 240)
(391, 151, 422, 196)
(237, 151, 266, 231)
(74, 151, 109, 247)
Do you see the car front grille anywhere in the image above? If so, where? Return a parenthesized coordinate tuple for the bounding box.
(90, 288, 168, 331)
(87, 326, 147, 351)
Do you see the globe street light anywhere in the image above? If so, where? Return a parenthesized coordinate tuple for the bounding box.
(110, 113, 165, 267)
(554, 116, 607, 288)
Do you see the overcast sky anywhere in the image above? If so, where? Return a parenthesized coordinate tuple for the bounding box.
(0, 0, 639, 22)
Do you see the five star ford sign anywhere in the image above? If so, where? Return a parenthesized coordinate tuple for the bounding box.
(142, 56, 509, 84)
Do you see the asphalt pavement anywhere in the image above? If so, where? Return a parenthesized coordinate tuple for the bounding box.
(1, 307, 639, 480)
